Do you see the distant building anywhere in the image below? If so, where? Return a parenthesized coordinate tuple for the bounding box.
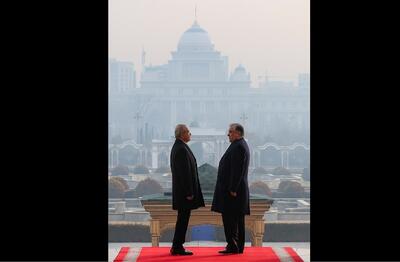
(110, 20, 309, 135)
(109, 58, 136, 94)
(230, 64, 251, 83)
(262, 80, 295, 89)
(109, 20, 310, 168)
(298, 73, 310, 89)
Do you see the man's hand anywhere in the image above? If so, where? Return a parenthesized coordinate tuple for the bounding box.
(186, 195, 194, 200)
(230, 191, 237, 197)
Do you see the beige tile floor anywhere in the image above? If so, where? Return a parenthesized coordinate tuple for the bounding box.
(109, 241, 310, 262)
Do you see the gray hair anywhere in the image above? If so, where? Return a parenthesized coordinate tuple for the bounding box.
(175, 124, 187, 138)
(230, 123, 244, 136)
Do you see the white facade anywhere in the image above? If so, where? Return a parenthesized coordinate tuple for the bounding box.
(109, 20, 310, 152)
(109, 59, 136, 93)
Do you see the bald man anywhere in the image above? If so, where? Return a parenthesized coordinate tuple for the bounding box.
(170, 124, 205, 255)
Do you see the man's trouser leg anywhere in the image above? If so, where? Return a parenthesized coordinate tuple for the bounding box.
(222, 212, 239, 251)
(237, 213, 245, 252)
(172, 209, 191, 249)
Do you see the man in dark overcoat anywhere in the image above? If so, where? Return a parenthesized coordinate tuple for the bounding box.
(170, 124, 205, 255)
(211, 123, 250, 254)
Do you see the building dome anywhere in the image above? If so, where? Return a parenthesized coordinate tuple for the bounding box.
(177, 21, 214, 51)
(230, 64, 250, 82)
(235, 64, 246, 72)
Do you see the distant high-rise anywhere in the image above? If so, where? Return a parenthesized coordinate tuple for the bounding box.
(298, 73, 310, 89)
(109, 58, 136, 93)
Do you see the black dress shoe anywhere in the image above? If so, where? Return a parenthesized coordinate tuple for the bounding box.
(170, 248, 193, 255)
(218, 249, 239, 254)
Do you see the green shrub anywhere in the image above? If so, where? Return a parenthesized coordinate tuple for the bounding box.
(154, 166, 171, 174)
(303, 167, 310, 181)
(278, 180, 304, 193)
(198, 163, 217, 192)
(109, 177, 126, 198)
(111, 165, 129, 176)
(250, 181, 272, 196)
(252, 166, 268, 174)
(113, 177, 129, 191)
(133, 165, 149, 174)
(272, 166, 291, 176)
(134, 178, 162, 197)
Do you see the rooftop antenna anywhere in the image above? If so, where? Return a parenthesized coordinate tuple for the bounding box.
(261, 69, 269, 88)
(140, 45, 146, 87)
(141, 45, 146, 67)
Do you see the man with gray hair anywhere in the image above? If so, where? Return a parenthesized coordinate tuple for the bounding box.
(170, 124, 205, 255)
(211, 123, 250, 254)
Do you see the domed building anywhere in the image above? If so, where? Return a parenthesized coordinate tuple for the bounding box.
(141, 20, 230, 84)
(177, 20, 214, 52)
(230, 64, 251, 82)
(109, 20, 310, 169)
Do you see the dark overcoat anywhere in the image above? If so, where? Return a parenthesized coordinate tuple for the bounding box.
(170, 139, 205, 210)
(211, 138, 250, 215)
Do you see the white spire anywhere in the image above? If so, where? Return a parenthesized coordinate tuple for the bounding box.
(141, 46, 146, 67)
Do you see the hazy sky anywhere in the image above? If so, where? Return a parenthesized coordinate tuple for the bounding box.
(109, 0, 309, 86)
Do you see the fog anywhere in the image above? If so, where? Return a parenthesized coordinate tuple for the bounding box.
(109, 0, 310, 86)
(108, 0, 310, 167)
(108, 0, 310, 247)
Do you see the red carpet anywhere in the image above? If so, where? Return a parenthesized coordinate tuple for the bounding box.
(114, 247, 130, 261)
(114, 246, 304, 262)
(283, 247, 304, 262)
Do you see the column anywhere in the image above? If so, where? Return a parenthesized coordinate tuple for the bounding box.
(286, 151, 290, 169)
(150, 219, 161, 247)
(116, 150, 119, 166)
(252, 219, 265, 247)
(110, 150, 113, 168)
(200, 101, 205, 115)
(170, 100, 176, 128)
(214, 140, 219, 166)
(186, 100, 192, 117)
(138, 150, 143, 164)
(152, 146, 158, 169)
(215, 140, 220, 161)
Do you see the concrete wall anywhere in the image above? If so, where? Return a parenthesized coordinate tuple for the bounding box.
(278, 212, 310, 221)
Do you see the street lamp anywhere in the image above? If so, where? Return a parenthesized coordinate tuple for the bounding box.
(133, 111, 143, 143)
